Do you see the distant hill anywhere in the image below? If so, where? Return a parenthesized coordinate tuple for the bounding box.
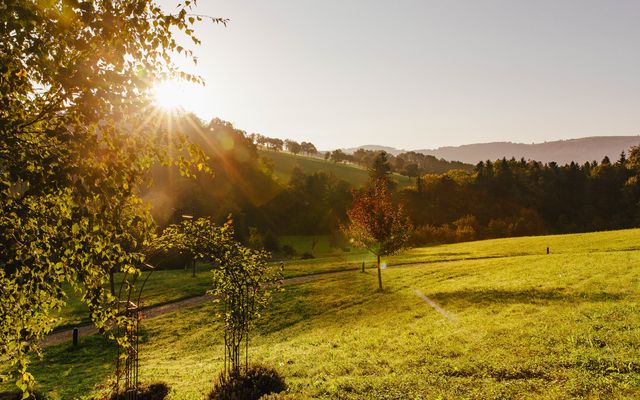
(341, 145, 404, 156)
(258, 149, 413, 187)
(344, 136, 640, 165)
(417, 136, 640, 165)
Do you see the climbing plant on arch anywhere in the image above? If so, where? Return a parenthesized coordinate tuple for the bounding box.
(154, 217, 283, 375)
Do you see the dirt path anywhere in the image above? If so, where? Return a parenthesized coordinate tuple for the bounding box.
(39, 268, 357, 348)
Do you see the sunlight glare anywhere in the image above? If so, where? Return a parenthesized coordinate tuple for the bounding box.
(152, 80, 209, 116)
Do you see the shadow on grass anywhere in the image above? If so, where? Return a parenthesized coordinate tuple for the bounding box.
(28, 335, 117, 399)
(388, 255, 505, 270)
(430, 288, 625, 306)
(256, 285, 313, 335)
(256, 274, 386, 335)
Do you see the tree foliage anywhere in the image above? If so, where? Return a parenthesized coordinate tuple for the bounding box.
(402, 150, 640, 244)
(343, 178, 412, 290)
(368, 151, 392, 180)
(0, 0, 218, 393)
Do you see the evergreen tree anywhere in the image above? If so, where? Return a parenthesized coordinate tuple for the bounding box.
(368, 151, 392, 180)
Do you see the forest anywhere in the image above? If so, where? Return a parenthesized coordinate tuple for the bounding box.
(150, 114, 640, 251)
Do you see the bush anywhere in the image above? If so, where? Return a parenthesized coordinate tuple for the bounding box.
(280, 244, 296, 258)
(453, 214, 477, 242)
(261, 393, 303, 400)
(263, 231, 280, 252)
(300, 251, 314, 259)
(110, 382, 170, 400)
(247, 227, 265, 250)
(410, 224, 456, 245)
(209, 365, 286, 400)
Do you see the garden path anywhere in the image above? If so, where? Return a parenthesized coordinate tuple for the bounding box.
(39, 268, 357, 348)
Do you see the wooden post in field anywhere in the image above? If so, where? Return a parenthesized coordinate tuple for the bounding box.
(546, 247, 549, 254)
(361, 261, 365, 273)
(377, 254, 382, 291)
(72, 327, 78, 346)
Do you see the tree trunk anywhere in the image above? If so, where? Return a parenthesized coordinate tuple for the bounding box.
(109, 269, 115, 296)
(377, 254, 382, 291)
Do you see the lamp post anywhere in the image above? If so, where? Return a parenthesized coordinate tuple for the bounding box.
(182, 214, 196, 277)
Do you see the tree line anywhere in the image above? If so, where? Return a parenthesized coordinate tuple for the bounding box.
(327, 148, 473, 176)
(245, 133, 473, 177)
(249, 133, 318, 155)
(148, 116, 640, 249)
(402, 151, 640, 244)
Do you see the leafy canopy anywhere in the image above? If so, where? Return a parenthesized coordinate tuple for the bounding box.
(0, 0, 220, 393)
(344, 178, 412, 257)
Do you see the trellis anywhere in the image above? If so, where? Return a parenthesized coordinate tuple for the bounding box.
(114, 264, 155, 399)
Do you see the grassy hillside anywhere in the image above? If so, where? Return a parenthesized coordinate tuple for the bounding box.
(259, 149, 413, 187)
(4, 229, 640, 399)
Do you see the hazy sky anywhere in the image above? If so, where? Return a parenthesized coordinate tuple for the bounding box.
(158, 0, 640, 150)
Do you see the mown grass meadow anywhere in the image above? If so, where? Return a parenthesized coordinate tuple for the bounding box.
(3, 229, 640, 399)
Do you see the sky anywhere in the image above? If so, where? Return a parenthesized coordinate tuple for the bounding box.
(157, 0, 640, 151)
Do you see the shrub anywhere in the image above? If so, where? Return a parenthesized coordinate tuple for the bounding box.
(300, 251, 314, 259)
(410, 224, 456, 245)
(263, 231, 280, 252)
(453, 214, 477, 242)
(209, 365, 286, 400)
(280, 244, 296, 258)
(261, 393, 302, 400)
(110, 383, 170, 400)
(247, 227, 265, 250)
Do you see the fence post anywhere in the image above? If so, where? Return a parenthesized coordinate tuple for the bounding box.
(72, 327, 79, 346)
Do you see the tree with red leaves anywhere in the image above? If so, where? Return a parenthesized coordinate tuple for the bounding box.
(343, 178, 412, 290)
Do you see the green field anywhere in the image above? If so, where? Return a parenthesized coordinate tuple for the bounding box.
(54, 250, 365, 330)
(4, 229, 640, 399)
(259, 149, 413, 187)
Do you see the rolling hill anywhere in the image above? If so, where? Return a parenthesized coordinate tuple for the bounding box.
(258, 149, 414, 187)
(345, 136, 640, 165)
(418, 136, 640, 165)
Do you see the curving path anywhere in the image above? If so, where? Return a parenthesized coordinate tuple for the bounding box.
(39, 269, 358, 348)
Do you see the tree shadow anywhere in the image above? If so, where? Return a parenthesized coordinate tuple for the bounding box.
(25, 335, 117, 399)
(430, 288, 625, 306)
(255, 285, 314, 334)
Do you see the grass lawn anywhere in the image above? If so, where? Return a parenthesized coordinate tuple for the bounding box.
(54, 248, 365, 329)
(54, 264, 214, 329)
(4, 229, 640, 399)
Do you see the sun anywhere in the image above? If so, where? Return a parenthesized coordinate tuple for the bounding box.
(152, 80, 190, 111)
(150, 79, 220, 120)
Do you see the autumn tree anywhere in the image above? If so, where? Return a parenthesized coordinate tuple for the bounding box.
(0, 1, 220, 393)
(343, 179, 412, 290)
